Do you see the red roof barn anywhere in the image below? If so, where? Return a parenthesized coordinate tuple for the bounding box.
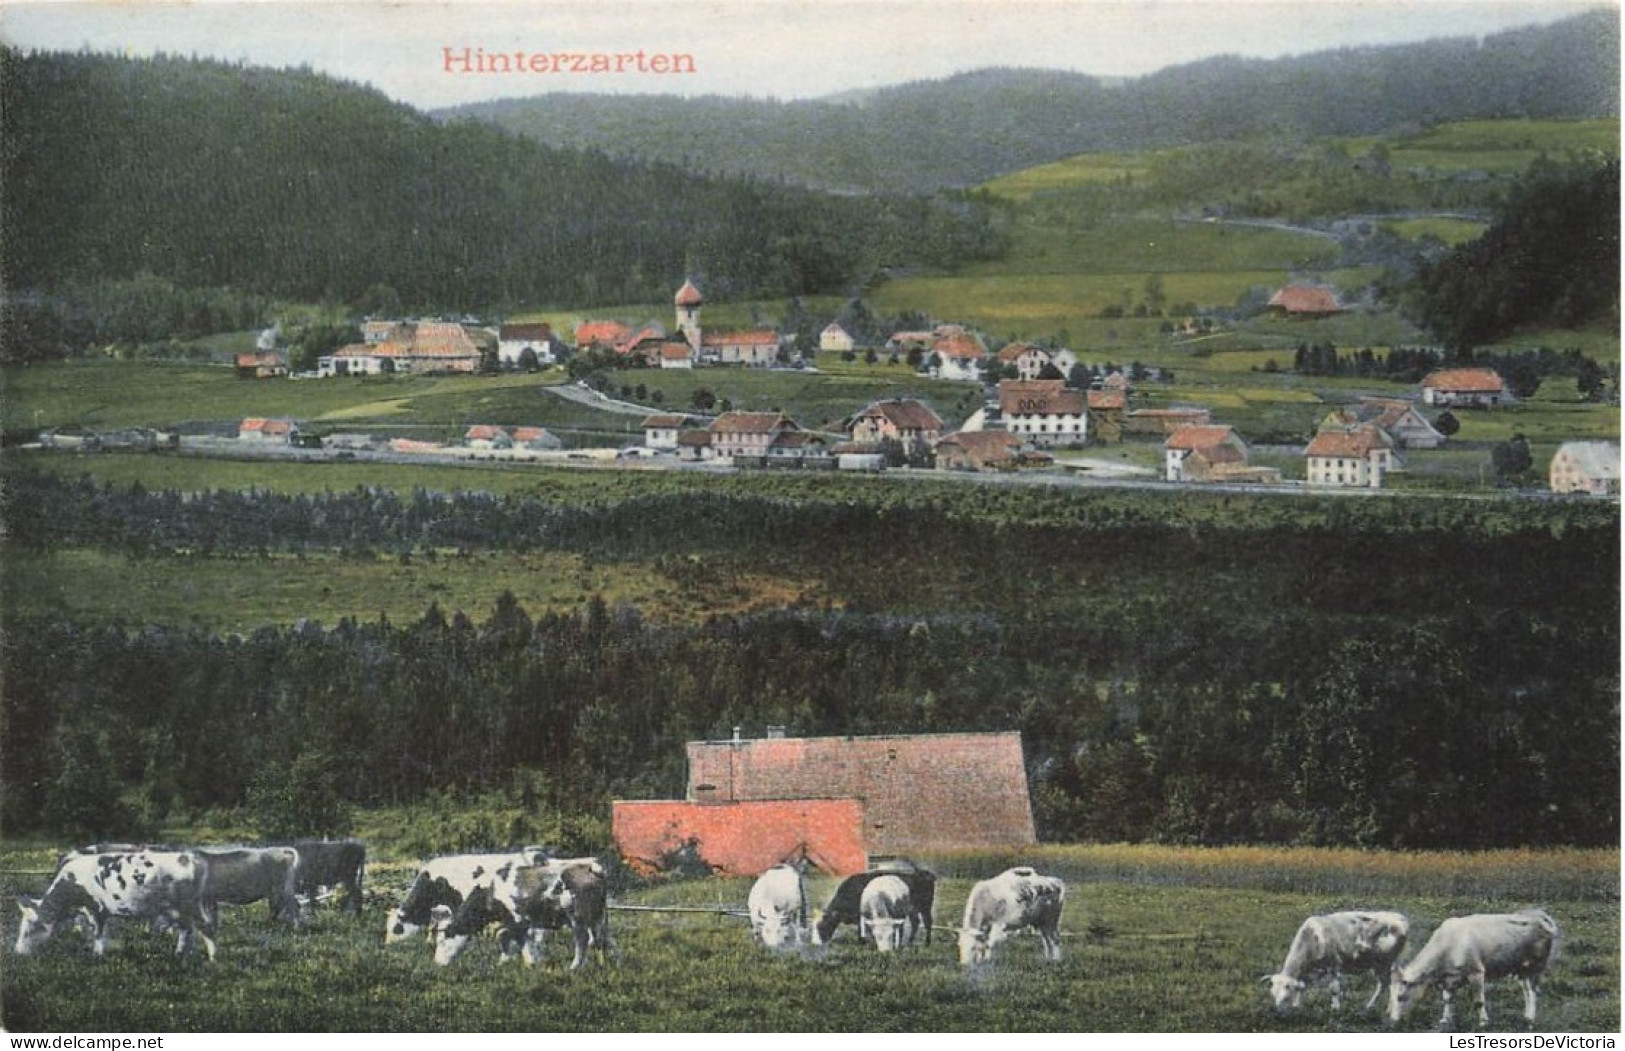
(613, 730, 1038, 876)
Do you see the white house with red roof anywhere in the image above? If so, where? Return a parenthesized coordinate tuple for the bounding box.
(239, 417, 300, 444)
(820, 323, 854, 353)
(1420, 367, 1509, 408)
(1165, 425, 1249, 482)
(998, 379, 1088, 447)
(642, 414, 691, 451)
(847, 398, 945, 447)
(1304, 422, 1397, 488)
(464, 424, 513, 450)
(931, 333, 989, 382)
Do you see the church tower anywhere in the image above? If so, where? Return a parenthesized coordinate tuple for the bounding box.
(675, 279, 703, 353)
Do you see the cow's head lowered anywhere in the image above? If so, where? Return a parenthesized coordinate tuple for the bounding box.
(1264, 973, 1308, 1010)
(14, 898, 57, 956)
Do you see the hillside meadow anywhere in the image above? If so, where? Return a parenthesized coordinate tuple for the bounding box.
(0, 842, 1615, 1032)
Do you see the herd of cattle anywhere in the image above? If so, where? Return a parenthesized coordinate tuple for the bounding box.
(11, 843, 1562, 1029)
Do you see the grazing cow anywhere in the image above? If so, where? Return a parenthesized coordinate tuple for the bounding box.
(430, 859, 608, 969)
(195, 846, 302, 927)
(385, 849, 549, 944)
(812, 862, 937, 947)
(1264, 911, 1409, 1012)
(288, 839, 366, 914)
(1388, 910, 1559, 1029)
(858, 875, 912, 953)
(747, 864, 808, 951)
(16, 850, 216, 961)
(957, 866, 1065, 966)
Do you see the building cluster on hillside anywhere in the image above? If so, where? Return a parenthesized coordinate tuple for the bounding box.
(211, 281, 1614, 497)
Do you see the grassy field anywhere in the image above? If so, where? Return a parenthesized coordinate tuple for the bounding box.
(0, 842, 1614, 1032)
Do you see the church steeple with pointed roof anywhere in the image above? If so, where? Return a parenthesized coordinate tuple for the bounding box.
(675, 279, 703, 351)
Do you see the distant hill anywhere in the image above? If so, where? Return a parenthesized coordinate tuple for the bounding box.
(439, 11, 1620, 193)
(0, 50, 1001, 316)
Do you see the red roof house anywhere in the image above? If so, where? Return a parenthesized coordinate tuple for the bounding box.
(1267, 284, 1344, 318)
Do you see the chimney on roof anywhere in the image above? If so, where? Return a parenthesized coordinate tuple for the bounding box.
(732, 726, 742, 743)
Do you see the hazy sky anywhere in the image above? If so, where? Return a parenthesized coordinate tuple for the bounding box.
(0, 0, 1613, 108)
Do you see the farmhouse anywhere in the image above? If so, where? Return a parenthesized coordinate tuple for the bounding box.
(234, 352, 286, 379)
(998, 379, 1087, 447)
(613, 730, 1037, 875)
(511, 426, 562, 451)
(997, 342, 1077, 381)
(1335, 397, 1447, 449)
(847, 398, 945, 447)
(931, 333, 988, 382)
(1420, 367, 1509, 408)
(575, 319, 633, 351)
(1267, 283, 1344, 318)
(1304, 422, 1398, 488)
(319, 321, 481, 376)
(464, 424, 512, 450)
(935, 429, 1023, 472)
(1549, 441, 1620, 496)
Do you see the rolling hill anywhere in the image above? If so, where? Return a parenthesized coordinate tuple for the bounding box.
(437, 10, 1619, 194)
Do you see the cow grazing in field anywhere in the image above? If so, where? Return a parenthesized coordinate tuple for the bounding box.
(1264, 911, 1409, 1012)
(195, 846, 302, 927)
(16, 850, 216, 961)
(957, 866, 1065, 967)
(858, 875, 912, 953)
(288, 839, 366, 914)
(430, 859, 608, 969)
(747, 864, 808, 951)
(1388, 910, 1559, 1029)
(385, 849, 552, 944)
(812, 862, 937, 947)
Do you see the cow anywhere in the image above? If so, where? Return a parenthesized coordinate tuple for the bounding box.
(747, 863, 808, 951)
(15, 849, 216, 961)
(430, 859, 608, 969)
(1388, 910, 1559, 1029)
(1264, 910, 1409, 1012)
(195, 846, 303, 927)
(385, 849, 551, 944)
(287, 839, 366, 914)
(811, 862, 937, 947)
(858, 875, 912, 953)
(957, 866, 1065, 966)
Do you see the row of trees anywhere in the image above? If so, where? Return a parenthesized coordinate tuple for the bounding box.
(4, 471, 1617, 848)
(1291, 341, 1613, 398)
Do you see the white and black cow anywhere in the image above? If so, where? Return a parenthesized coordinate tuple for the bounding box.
(957, 866, 1065, 966)
(747, 864, 807, 951)
(858, 874, 912, 954)
(430, 859, 608, 969)
(195, 846, 303, 927)
(385, 849, 550, 944)
(1264, 910, 1409, 1012)
(812, 862, 937, 947)
(1388, 910, 1559, 1029)
(288, 839, 366, 914)
(16, 850, 216, 960)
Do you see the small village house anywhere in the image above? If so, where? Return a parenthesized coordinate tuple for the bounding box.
(1332, 397, 1447, 449)
(935, 429, 1024, 472)
(575, 319, 634, 352)
(820, 322, 854, 354)
(1303, 422, 1398, 488)
(239, 417, 300, 444)
(496, 322, 558, 368)
(998, 379, 1088, 447)
(930, 333, 988, 382)
(464, 424, 512, 450)
(1267, 283, 1345, 318)
(1420, 367, 1510, 408)
(847, 398, 945, 448)
(1549, 441, 1620, 496)
(234, 351, 287, 379)
(642, 414, 691, 451)
(1165, 424, 1250, 482)
(707, 411, 801, 460)
(511, 426, 562, 451)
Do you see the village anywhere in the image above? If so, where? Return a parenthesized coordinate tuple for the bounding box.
(91, 278, 1614, 498)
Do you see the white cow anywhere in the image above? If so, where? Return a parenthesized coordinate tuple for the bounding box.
(957, 866, 1066, 966)
(1388, 910, 1559, 1029)
(747, 864, 807, 951)
(431, 858, 608, 968)
(1264, 910, 1409, 1011)
(16, 850, 216, 960)
(859, 875, 912, 953)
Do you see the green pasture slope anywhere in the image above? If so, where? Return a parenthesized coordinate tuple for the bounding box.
(1, 845, 1615, 1032)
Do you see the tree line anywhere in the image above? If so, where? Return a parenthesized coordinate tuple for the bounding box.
(3, 470, 1616, 850)
(0, 49, 1004, 359)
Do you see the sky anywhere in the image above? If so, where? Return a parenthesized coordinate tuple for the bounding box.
(0, 0, 1615, 108)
